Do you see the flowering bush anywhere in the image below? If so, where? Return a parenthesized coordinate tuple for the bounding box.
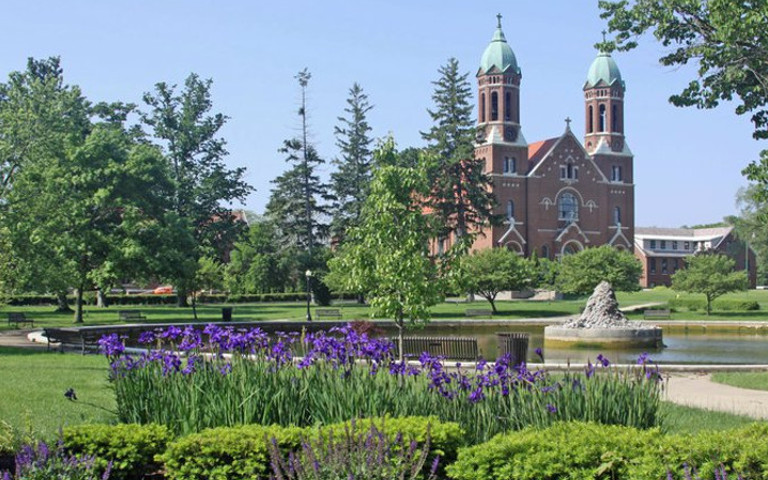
(101, 324, 664, 442)
(2, 440, 110, 480)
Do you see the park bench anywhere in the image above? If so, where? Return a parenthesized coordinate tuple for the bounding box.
(643, 309, 671, 320)
(465, 308, 493, 317)
(7, 312, 34, 328)
(118, 310, 147, 322)
(43, 328, 95, 354)
(315, 308, 342, 319)
(394, 336, 479, 361)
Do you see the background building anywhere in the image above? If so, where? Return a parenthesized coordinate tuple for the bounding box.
(634, 226, 757, 288)
(471, 17, 634, 258)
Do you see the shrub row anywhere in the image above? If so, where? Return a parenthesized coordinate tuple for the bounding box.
(60, 416, 460, 480)
(5, 292, 358, 306)
(447, 421, 768, 480)
(667, 298, 760, 312)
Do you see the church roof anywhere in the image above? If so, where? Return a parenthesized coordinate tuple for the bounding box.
(478, 15, 520, 76)
(584, 51, 624, 89)
(527, 137, 559, 167)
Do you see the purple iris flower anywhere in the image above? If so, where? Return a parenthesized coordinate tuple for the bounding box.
(546, 403, 557, 414)
(535, 347, 544, 361)
(596, 353, 610, 368)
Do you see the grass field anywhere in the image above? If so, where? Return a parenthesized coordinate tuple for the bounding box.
(0, 347, 115, 441)
(1, 288, 767, 332)
(711, 371, 768, 392)
(0, 346, 761, 442)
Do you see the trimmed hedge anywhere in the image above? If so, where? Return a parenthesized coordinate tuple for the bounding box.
(62, 423, 172, 480)
(668, 298, 760, 312)
(5, 292, 359, 306)
(446, 421, 768, 480)
(161, 416, 463, 480)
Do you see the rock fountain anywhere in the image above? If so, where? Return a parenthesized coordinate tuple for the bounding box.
(544, 281, 663, 349)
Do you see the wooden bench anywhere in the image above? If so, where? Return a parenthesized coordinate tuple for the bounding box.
(118, 310, 147, 322)
(315, 309, 342, 319)
(43, 328, 90, 354)
(395, 336, 479, 361)
(7, 312, 34, 328)
(465, 309, 493, 317)
(643, 309, 671, 320)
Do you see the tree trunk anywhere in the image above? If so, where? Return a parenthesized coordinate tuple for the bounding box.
(706, 294, 712, 316)
(191, 292, 198, 321)
(73, 287, 84, 324)
(488, 296, 498, 314)
(176, 288, 189, 307)
(96, 288, 109, 308)
(396, 317, 404, 363)
(55, 291, 72, 313)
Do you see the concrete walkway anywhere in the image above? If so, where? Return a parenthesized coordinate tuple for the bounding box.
(666, 372, 768, 419)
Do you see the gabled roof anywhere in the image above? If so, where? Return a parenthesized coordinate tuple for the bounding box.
(634, 226, 733, 240)
(527, 137, 559, 168)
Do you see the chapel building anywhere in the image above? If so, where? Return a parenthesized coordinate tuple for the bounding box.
(471, 16, 635, 258)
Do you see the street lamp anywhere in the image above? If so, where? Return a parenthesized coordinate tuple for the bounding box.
(305, 269, 313, 322)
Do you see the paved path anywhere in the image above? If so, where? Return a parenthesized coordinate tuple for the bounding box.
(666, 372, 768, 419)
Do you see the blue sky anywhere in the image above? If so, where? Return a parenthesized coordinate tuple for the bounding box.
(1, 1, 762, 227)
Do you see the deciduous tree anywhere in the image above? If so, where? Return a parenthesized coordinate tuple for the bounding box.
(327, 139, 443, 359)
(556, 246, 642, 295)
(672, 253, 748, 314)
(142, 73, 252, 306)
(599, 0, 768, 199)
(455, 248, 534, 313)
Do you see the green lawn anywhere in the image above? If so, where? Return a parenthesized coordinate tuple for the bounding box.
(660, 402, 758, 434)
(1, 288, 768, 332)
(0, 347, 115, 441)
(711, 371, 768, 392)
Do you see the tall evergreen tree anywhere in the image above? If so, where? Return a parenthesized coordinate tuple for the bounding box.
(265, 69, 332, 253)
(421, 58, 499, 250)
(330, 83, 374, 240)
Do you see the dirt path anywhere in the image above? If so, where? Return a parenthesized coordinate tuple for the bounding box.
(666, 372, 768, 419)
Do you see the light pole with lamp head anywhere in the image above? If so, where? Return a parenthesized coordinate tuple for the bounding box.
(305, 269, 313, 322)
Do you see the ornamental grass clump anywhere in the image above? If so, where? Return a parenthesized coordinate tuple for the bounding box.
(2, 440, 111, 480)
(268, 422, 439, 480)
(102, 324, 664, 442)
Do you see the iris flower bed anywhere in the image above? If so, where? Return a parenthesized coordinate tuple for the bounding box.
(100, 324, 664, 442)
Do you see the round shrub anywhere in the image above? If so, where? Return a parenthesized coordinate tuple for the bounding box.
(62, 423, 172, 480)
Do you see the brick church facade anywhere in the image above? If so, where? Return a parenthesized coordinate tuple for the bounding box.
(470, 16, 634, 258)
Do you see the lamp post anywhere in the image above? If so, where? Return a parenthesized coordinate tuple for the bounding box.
(305, 269, 313, 322)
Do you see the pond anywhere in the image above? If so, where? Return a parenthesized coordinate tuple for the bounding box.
(395, 323, 768, 365)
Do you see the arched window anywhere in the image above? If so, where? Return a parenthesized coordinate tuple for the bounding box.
(588, 105, 594, 133)
(506, 200, 515, 221)
(613, 206, 621, 225)
(598, 104, 606, 132)
(541, 245, 549, 259)
(504, 91, 512, 121)
(611, 104, 618, 131)
(480, 93, 486, 123)
(491, 92, 499, 121)
(558, 192, 578, 222)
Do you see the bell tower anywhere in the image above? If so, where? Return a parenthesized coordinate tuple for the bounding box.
(583, 38, 625, 154)
(476, 14, 524, 147)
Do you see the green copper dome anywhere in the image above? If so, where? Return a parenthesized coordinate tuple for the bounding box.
(479, 14, 520, 75)
(584, 51, 624, 89)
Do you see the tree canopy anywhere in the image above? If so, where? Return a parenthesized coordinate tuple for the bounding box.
(455, 248, 534, 313)
(327, 139, 443, 359)
(599, 0, 768, 199)
(671, 253, 748, 314)
(556, 246, 642, 295)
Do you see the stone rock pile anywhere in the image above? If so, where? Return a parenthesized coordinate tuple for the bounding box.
(562, 281, 640, 329)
